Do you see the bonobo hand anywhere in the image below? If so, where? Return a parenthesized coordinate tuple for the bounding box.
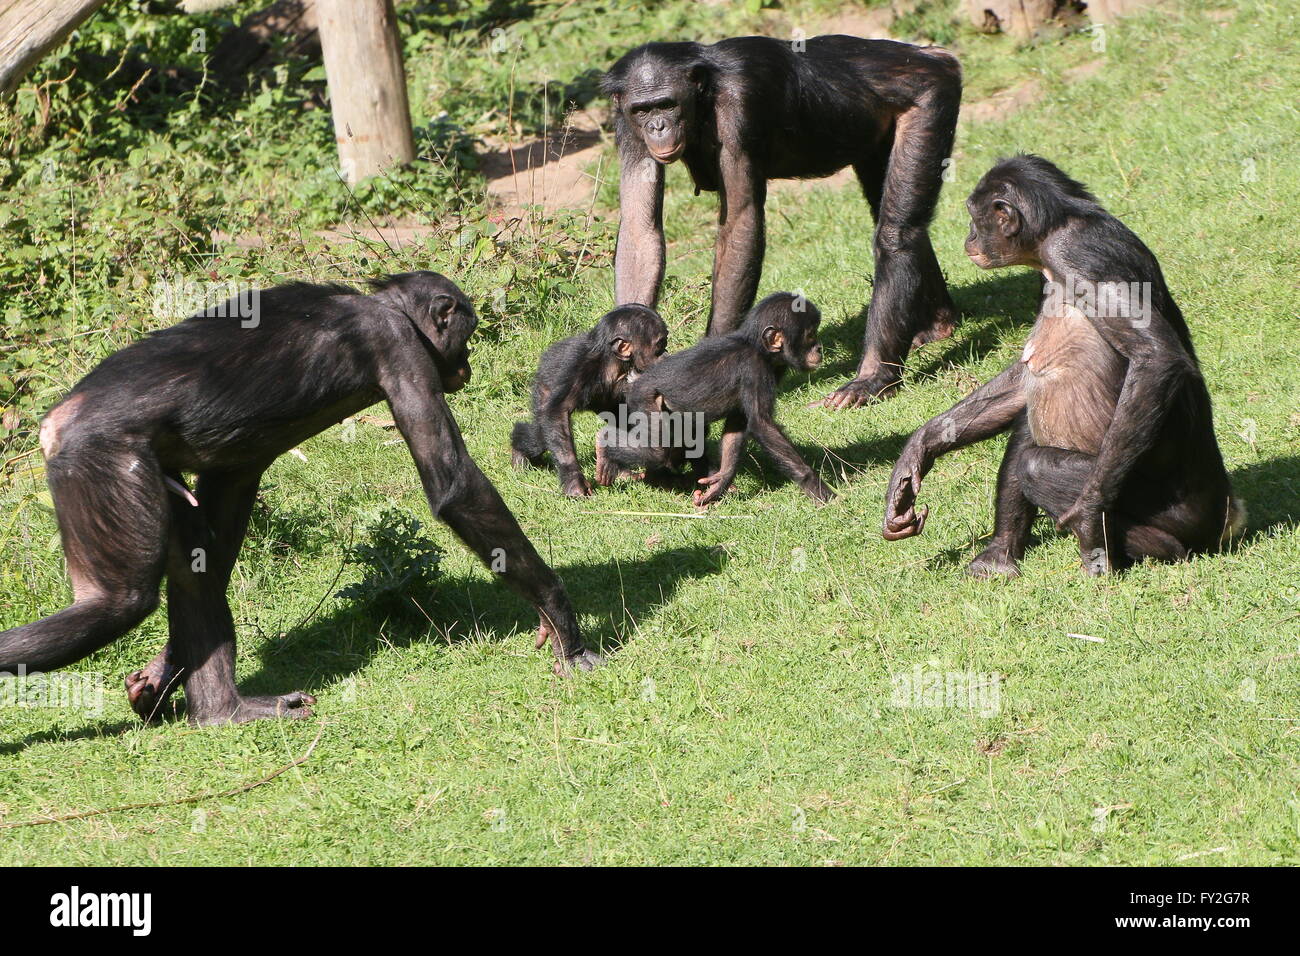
(561, 474, 593, 497)
(811, 370, 902, 410)
(883, 444, 929, 540)
(535, 617, 605, 674)
(693, 472, 733, 508)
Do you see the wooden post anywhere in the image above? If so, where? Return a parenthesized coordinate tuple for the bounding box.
(315, 0, 415, 184)
(0, 0, 109, 97)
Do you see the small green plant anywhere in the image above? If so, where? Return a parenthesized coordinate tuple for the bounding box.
(337, 506, 443, 616)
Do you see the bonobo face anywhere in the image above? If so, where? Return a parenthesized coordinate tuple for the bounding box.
(964, 186, 1032, 269)
(606, 305, 669, 378)
(751, 294, 823, 371)
(370, 272, 478, 392)
(430, 291, 477, 392)
(622, 61, 698, 164)
(789, 305, 823, 372)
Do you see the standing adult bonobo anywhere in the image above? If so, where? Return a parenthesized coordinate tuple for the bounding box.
(511, 304, 669, 496)
(603, 35, 962, 409)
(0, 272, 601, 728)
(883, 156, 1245, 576)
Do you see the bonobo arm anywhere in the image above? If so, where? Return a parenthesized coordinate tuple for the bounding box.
(384, 372, 598, 673)
(1058, 307, 1195, 531)
(706, 144, 766, 336)
(739, 384, 831, 503)
(613, 130, 666, 308)
(884, 361, 1026, 540)
(536, 392, 591, 497)
(694, 411, 746, 507)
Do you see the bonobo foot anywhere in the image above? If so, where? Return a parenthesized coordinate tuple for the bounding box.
(966, 545, 1021, 579)
(125, 650, 184, 722)
(814, 369, 902, 410)
(911, 308, 958, 349)
(190, 692, 316, 727)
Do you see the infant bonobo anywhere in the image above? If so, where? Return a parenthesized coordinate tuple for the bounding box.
(883, 155, 1244, 576)
(603, 292, 833, 506)
(512, 304, 669, 496)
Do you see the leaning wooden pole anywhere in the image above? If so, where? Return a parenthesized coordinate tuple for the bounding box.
(315, 0, 415, 184)
(0, 0, 109, 97)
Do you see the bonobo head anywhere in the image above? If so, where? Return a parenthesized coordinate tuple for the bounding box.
(965, 154, 1100, 270)
(742, 292, 822, 372)
(370, 271, 478, 392)
(603, 42, 710, 165)
(594, 304, 669, 378)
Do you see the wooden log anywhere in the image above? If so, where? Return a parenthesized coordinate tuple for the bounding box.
(0, 0, 109, 96)
(315, 0, 414, 184)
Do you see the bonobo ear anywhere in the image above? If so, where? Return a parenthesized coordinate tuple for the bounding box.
(611, 92, 622, 111)
(430, 293, 457, 330)
(688, 63, 710, 92)
(992, 199, 1021, 238)
(611, 336, 633, 360)
(762, 326, 785, 353)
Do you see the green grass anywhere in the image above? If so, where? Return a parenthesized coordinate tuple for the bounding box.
(1, 0, 1298, 865)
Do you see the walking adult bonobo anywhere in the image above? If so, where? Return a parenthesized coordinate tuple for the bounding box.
(0, 272, 600, 727)
(602, 35, 962, 409)
(883, 156, 1245, 576)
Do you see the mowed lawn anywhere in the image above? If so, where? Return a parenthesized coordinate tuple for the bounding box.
(1, 0, 1297, 864)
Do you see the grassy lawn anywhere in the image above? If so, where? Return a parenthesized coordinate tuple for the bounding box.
(1, 0, 1297, 865)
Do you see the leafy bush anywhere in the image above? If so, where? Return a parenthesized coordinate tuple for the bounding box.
(337, 506, 444, 617)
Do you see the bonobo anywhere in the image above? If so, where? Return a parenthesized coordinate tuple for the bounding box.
(883, 156, 1245, 576)
(604, 292, 833, 506)
(603, 35, 962, 409)
(0, 272, 600, 727)
(511, 304, 669, 496)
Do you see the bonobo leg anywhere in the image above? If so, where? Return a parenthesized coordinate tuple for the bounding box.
(0, 439, 165, 673)
(149, 469, 315, 725)
(1018, 447, 1189, 575)
(824, 84, 960, 409)
(967, 418, 1037, 579)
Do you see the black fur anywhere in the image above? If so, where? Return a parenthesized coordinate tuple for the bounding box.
(604, 35, 963, 407)
(512, 303, 668, 496)
(605, 293, 833, 506)
(1, 272, 598, 728)
(886, 155, 1242, 576)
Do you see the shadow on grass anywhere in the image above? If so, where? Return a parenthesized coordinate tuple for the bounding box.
(0, 546, 722, 752)
(241, 544, 722, 698)
(807, 269, 1043, 388)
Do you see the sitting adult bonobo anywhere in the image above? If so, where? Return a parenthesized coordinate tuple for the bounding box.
(883, 156, 1245, 576)
(604, 292, 833, 507)
(602, 35, 962, 409)
(0, 272, 601, 727)
(511, 304, 669, 496)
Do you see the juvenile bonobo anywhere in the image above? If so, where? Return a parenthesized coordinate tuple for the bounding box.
(0, 272, 600, 728)
(603, 36, 962, 408)
(511, 304, 668, 496)
(883, 156, 1245, 576)
(604, 292, 833, 506)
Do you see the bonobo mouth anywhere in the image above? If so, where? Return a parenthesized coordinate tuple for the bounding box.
(443, 366, 471, 392)
(966, 247, 992, 269)
(650, 141, 686, 163)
